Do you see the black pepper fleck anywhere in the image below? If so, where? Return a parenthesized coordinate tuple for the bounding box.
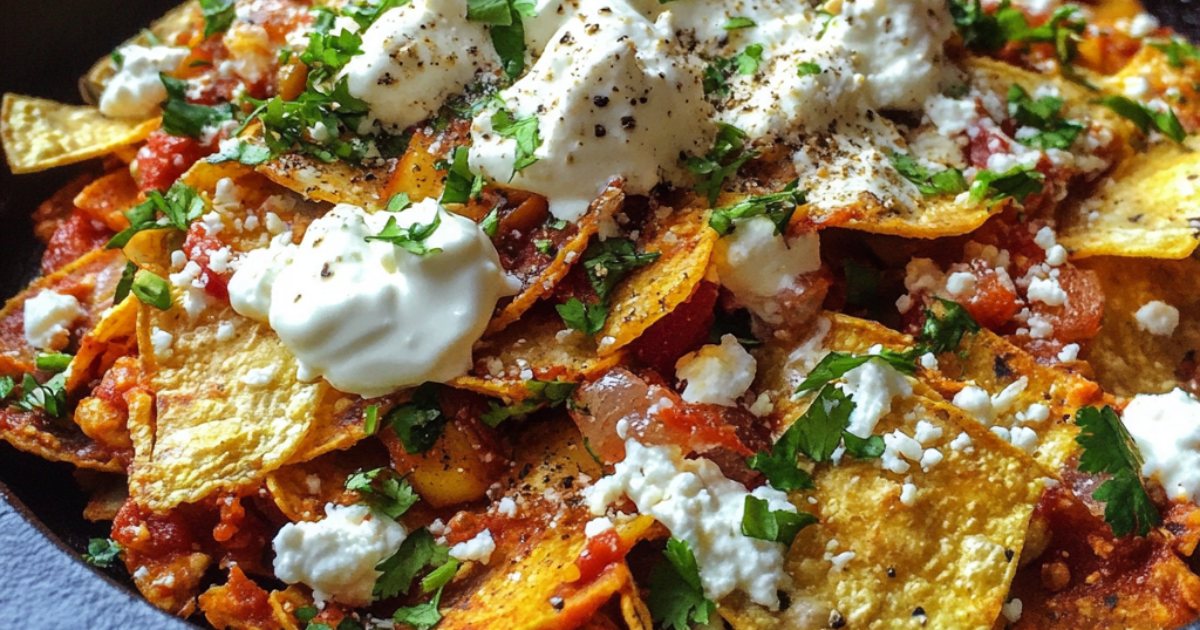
(549, 596, 564, 611)
(887, 567, 896, 578)
(593, 95, 609, 107)
(1005, 548, 1015, 562)
(594, 124, 607, 138)
(913, 607, 926, 617)
(620, 116, 636, 129)
(829, 610, 846, 629)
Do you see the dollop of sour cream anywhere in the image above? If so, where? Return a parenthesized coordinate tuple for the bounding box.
(469, 0, 714, 222)
(228, 200, 517, 397)
(100, 45, 190, 119)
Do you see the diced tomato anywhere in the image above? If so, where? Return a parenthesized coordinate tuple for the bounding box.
(183, 225, 232, 302)
(956, 261, 1023, 331)
(135, 132, 211, 193)
(1026, 266, 1105, 344)
(574, 529, 625, 584)
(112, 499, 194, 557)
(41, 210, 113, 274)
(630, 281, 719, 378)
(657, 401, 753, 456)
(967, 122, 1013, 170)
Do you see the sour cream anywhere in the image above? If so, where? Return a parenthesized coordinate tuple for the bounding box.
(1124, 389, 1200, 504)
(228, 200, 517, 396)
(100, 45, 190, 119)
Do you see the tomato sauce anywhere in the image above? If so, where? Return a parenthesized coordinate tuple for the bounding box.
(41, 210, 113, 274)
(136, 132, 212, 193)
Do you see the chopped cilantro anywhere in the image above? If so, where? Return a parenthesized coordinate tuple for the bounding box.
(420, 557, 460, 593)
(581, 238, 661, 302)
(535, 239, 556, 255)
(1007, 84, 1084, 150)
(35, 352, 73, 373)
(723, 16, 756, 30)
(481, 399, 541, 427)
(703, 44, 767, 96)
(526, 378, 578, 406)
(647, 539, 716, 630)
(1150, 37, 1200, 68)
(796, 61, 821, 77)
(889, 151, 968, 196)
(108, 181, 206, 249)
(131, 270, 173, 311)
(708, 181, 806, 237)
(709, 307, 760, 348)
(969, 164, 1044, 205)
(199, 0, 237, 38)
(467, 0, 514, 24)
(364, 404, 380, 435)
(375, 527, 451, 600)
(341, 0, 407, 30)
(685, 123, 760, 206)
(490, 4, 528, 80)
(365, 211, 443, 257)
(441, 147, 485, 204)
(788, 385, 857, 462)
(82, 538, 122, 568)
(159, 74, 234, 139)
(296, 606, 318, 624)
(345, 468, 418, 519)
(385, 384, 448, 455)
(0, 376, 14, 402)
(386, 193, 413, 213)
(919, 298, 981, 354)
(14, 373, 68, 418)
(795, 350, 917, 394)
(948, 0, 1008, 52)
(741, 495, 818, 546)
(393, 588, 443, 630)
(490, 108, 542, 173)
(110, 49, 125, 68)
(1096, 95, 1186, 142)
(1074, 405, 1160, 537)
(479, 206, 500, 237)
(207, 139, 272, 166)
(735, 44, 764, 75)
(842, 431, 886, 458)
(557, 297, 607, 335)
(114, 261, 137, 303)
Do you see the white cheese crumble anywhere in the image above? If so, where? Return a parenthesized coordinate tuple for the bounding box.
(99, 45, 190, 119)
(951, 378, 1028, 426)
(899, 482, 918, 507)
(150, 327, 174, 360)
(1002, 598, 1024, 623)
(228, 201, 517, 397)
(675, 334, 757, 407)
(1026, 276, 1068, 307)
(1134, 300, 1180, 336)
(239, 364, 279, 387)
(449, 529, 496, 565)
(23, 290, 83, 350)
(273, 503, 407, 606)
(838, 358, 914, 438)
(1124, 389, 1200, 503)
(586, 439, 796, 608)
(713, 217, 821, 323)
(881, 429, 923, 474)
(945, 271, 977, 297)
(1057, 343, 1080, 363)
(584, 517, 614, 538)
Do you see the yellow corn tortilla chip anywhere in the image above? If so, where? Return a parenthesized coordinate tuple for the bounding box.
(452, 306, 625, 402)
(1057, 140, 1200, 260)
(597, 203, 718, 355)
(485, 187, 612, 336)
(66, 295, 139, 394)
(1075, 254, 1200, 397)
(256, 151, 390, 208)
(1, 94, 159, 174)
(131, 302, 325, 512)
(266, 441, 390, 522)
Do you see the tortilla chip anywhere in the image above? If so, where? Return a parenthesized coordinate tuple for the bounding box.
(73, 169, 142, 232)
(383, 123, 460, 204)
(66, 296, 139, 394)
(1, 94, 159, 174)
(80, 0, 200, 106)
(452, 306, 625, 402)
(597, 203, 718, 355)
(266, 439, 391, 522)
(131, 302, 324, 512)
(1075, 254, 1200, 397)
(256, 151, 389, 208)
(486, 188, 612, 336)
(1057, 140, 1200, 260)
(0, 248, 127, 377)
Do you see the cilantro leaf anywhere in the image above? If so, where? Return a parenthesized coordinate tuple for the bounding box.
(581, 238, 661, 302)
(525, 379, 578, 406)
(35, 352, 73, 373)
(702, 44, 766, 96)
(345, 468, 418, 519)
(1097, 95, 1186, 142)
(948, 0, 1008, 52)
(685, 123, 760, 206)
(1007, 84, 1084, 150)
(1150, 37, 1200, 68)
(647, 539, 716, 630)
(0, 376, 14, 402)
(481, 399, 541, 427)
(796, 61, 821, 77)
(421, 557, 460, 593)
(795, 351, 917, 394)
(386, 384, 448, 455)
(159, 74, 234, 139)
(375, 528, 444, 599)
(441, 146, 485, 204)
(741, 495, 818, 546)
(208, 139, 272, 165)
(132, 270, 173, 311)
(114, 261, 137, 303)
(386, 193, 413, 213)
(919, 298, 981, 354)
(479, 206, 500, 237)
(735, 44, 764, 75)
(969, 164, 1044, 205)
(489, 6, 527, 80)
(393, 588, 443, 630)
(342, 0, 407, 30)
(842, 431, 885, 458)
(364, 404, 380, 435)
(746, 392, 819, 492)
(82, 538, 122, 568)
(790, 385, 856, 462)
(365, 211, 443, 257)
(108, 182, 206, 248)
(888, 151, 968, 196)
(723, 17, 756, 30)
(1074, 405, 1160, 537)
(14, 373, 68, 418)
(709, 180, 806, 236)
(491, 108, 542, 173)
(199, 0, 237, 38)
(556, 297, 607, 335)
(467, 0, 513, 24)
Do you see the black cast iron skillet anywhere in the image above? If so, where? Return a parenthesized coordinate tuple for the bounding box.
(1, 0, 1199, 628)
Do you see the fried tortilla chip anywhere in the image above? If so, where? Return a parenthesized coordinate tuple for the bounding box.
(266, 440, 391, 522)
(256, 151, 389, 208)
(66, 296, 139, 394)
(0, 248, 126, 376)
(131, 302, 325, 512)
(1, 94, 159, 174)
(1057, 139, 1200, 260)
(79, 0, 200, 106)
(597, 203, 717, 355)
(452, 306, 625, 402)
(1075, 254, 1200, 397)
(73, 169, 142, 232)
